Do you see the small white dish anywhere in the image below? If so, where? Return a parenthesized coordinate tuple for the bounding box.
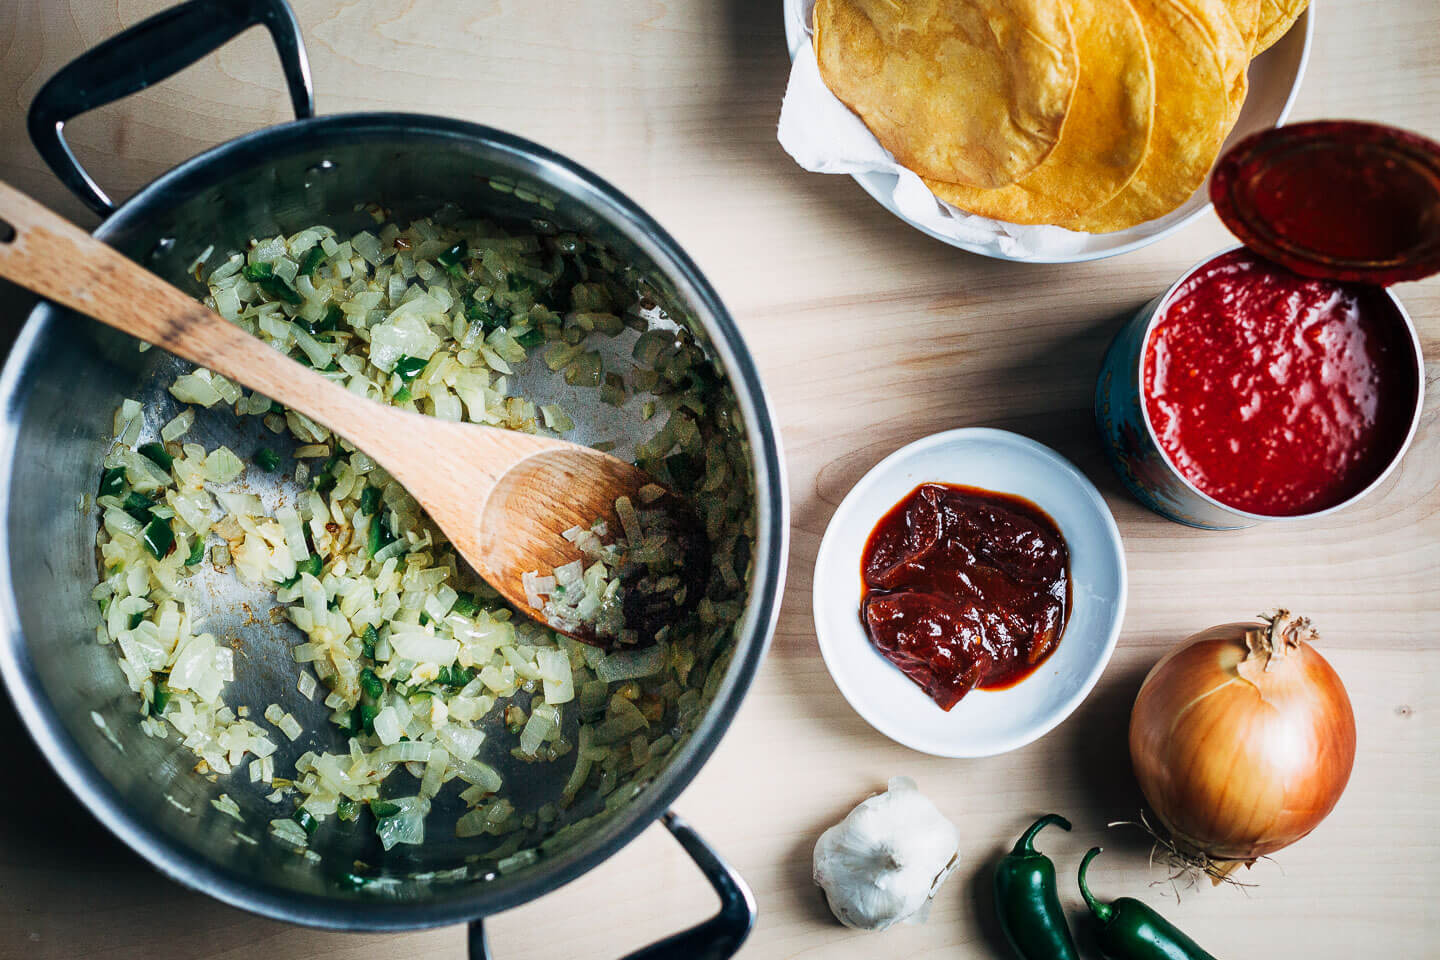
(781, 0, 1313, 263)
(811, 429, 1127, 757)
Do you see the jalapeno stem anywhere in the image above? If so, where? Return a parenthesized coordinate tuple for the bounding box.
(1078, 847, 1115, 924)
(1013, 813, 1072, 854)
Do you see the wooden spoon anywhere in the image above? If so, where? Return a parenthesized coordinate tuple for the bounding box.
(0, 180, 703, 646)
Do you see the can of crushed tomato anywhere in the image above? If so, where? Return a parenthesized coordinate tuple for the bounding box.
(1095, 247, 1423, 529)
(1096, 121, 1438, 530)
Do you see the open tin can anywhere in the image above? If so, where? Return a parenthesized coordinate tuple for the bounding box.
(1097, 121, 1440, 529)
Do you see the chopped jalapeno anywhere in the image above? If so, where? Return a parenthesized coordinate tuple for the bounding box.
(293, 806, 318, 836)
(243, 261, 303, 304)
(393, 386, 412, 403)
(185, 537, 206, 566)
(98, 466, 126, 497)
(151, 683, 171, 715)
(312, 450, 341, 496)
(254, 446, 281, 472)
(393, 355, 427, 382)
(452, 591, 481, 616)
(515, 328, 544, 348)
(122, 492, 155, 524)
(360, 668, 383, 701)
(317, 303, 343, 333)
(297, 246, 328, 277)
(368, 515, 396, 557)
(436, 240, 467, 267)
(370, 799, 401, 819)
(265, 277, 302, 304)
(359, 485, 382, 515)
(336, 798, 358, 822)
(141, 517, 174, 559)
(362, 624, 379, 660)
(436, 240, 468, 278)
(466, 297, 506, 331)
(359, 703, 379, 734)
(299, 303, 343, 337)
(138, 442, 174, 471)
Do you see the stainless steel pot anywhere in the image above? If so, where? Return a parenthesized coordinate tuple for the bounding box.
(0, 2, 788, 956)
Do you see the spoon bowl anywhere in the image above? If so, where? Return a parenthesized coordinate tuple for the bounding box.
(0, 179, 700, 645)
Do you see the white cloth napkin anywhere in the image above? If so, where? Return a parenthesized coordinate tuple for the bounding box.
(776, 6, 1092, 259)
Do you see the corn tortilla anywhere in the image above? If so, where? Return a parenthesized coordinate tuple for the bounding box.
(1253, 0, 1307, 54)
(1226, 0, 1261, 55)
(1062, 0, 1230, 233)
(924, 0, 1155, 224)
(1180, 0, 1251, 126)
(814, 0, 1079, 189)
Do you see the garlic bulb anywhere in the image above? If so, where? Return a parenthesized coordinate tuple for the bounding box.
(812, 776, 960, 931)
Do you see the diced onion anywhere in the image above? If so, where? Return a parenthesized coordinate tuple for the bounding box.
(85, 210, 749, 861)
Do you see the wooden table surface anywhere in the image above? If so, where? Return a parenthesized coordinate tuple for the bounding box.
(1, 1, 1436, 957)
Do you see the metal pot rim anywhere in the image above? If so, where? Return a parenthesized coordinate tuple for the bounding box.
(0, 111, 790, 931)
(1133, 242, 1426, 525)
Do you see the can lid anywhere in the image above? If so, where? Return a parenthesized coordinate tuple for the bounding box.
(1210, 121, 1440, 285)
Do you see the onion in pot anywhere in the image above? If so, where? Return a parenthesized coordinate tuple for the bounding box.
(1129, 609, 1356, 868)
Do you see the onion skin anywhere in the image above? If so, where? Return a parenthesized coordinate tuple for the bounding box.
(1129, 613, 1356, 863)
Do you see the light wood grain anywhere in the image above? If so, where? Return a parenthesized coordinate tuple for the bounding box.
(0, 1, 1437, 958)
(0, 179, 672, 642)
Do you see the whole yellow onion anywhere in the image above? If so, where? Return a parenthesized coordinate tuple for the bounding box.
(1129, 610, 1356, 863)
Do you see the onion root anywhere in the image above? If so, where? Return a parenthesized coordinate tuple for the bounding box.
(1109, 813, 1269, 891)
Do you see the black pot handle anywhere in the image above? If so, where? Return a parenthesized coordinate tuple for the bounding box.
(469, 811, 756, 960)
(27, 0, 314, 218)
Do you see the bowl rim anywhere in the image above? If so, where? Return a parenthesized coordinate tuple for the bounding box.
(0, 112, 790, 932)
(1133, 243, 1427, 524)
(780, 0, 1315, 263)
(811, 427, 1127, 758)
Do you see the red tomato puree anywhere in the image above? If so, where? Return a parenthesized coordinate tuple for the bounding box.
(1144, 248, 1418, 516)
(859, 483, 1070, 711)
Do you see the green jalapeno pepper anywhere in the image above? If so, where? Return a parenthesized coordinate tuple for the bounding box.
(1077, 848, 1217, 960)
(994, 814, 1079, 960)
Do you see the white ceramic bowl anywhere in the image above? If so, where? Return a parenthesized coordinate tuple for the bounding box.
(812, 429, 1127, 757)
(782, 0, 1313, 263)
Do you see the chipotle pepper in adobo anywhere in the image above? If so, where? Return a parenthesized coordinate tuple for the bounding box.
(860, 483, 1070, 711)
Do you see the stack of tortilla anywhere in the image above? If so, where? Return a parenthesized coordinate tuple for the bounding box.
(813, 0, 1309, 232)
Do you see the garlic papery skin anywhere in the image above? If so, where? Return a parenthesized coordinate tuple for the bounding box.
(812, 776, 961, 931)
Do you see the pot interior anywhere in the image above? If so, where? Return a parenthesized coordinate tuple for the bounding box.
(0, 116, 773, 925)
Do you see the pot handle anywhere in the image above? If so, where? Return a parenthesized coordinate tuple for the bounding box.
(27, 0, 314, 219)
(468, 810, 756, 960)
